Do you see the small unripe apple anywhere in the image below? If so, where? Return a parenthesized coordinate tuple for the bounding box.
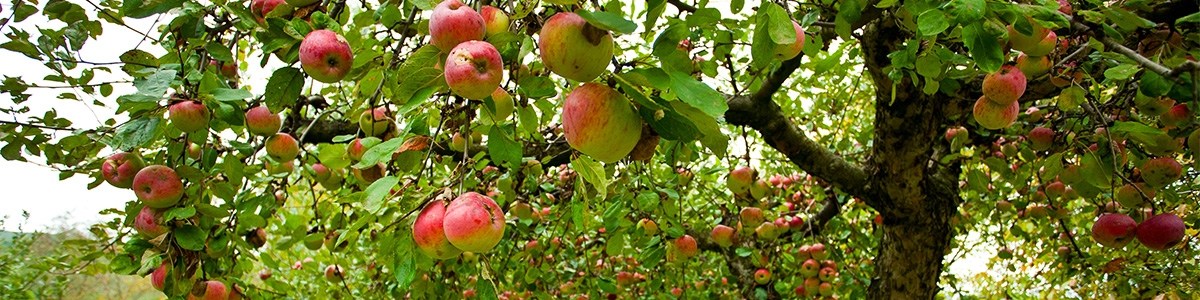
(1136, 213, 1185, 251)
(429, 0, 486, 52)
(727, 166, 756, 195)
(169, 100, 211, 133)
(973, 96, 1019, 130)
(774, 20, 806, 60)
(800, 259, 820, 278)
(818, 266, 837, 281)
(324, 265, 344, 282)
(208, 60, 238, 78)
(258, 269, 272, 280)
(358, 107, 393, 137)
(132, 165, 184, 208)
(443, 192, 506, 253)
(347, 138, 367, 161)
(754, 222, 781, 240)
(413, 200, 462, 259)
(299, 29, 354, 83)
(739, 207, 765, 226)
(480, 6, 509, 37)
(189, 280, 229, 300)
(636, 218, 659, 235)
(809, 243, 828, 260)
(561, 83, 643, 163)
(134, 206, 169, 237)
(753, 268, 771, 284)
(245, 106, 282, 136)
(1091, 213, 1137, 248)
(982, 65, 1027, 106)
(710, 225, 735, 248)
(250, 0, 287, 23)
(1020, 31, 1057, 57)
(444, 40, 504, 100)
(1114, 183, 1153, 208)
(265, 133, 300, 161)
(1015, 53, 1051, 77)
(265, 159, 294, 174)
(1008, 20, 1051, 52)
(538, 12, 613, 82)
(944, 126, 968, 142)
(487, 87, 514, 121)
(102, 152, 145, 188)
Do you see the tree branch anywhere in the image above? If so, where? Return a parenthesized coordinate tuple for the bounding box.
(0, 120, 79, 131)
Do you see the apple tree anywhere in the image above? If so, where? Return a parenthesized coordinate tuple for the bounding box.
(1, 0, 1198, 298)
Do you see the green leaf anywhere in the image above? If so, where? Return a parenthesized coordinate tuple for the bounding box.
(835, 0, 866, 39)
(962, 23, 1004, 72)
(637, 100, 700, 141)
(173, 225, 208, 251)
(1177, 12, 1200, 24)
(393, 45, 446, 105)
(1103, 64, 1139, 81)
(575, 10, 637, 35)
(917, 10, 950, 37)
(364, 176, 399, 213)
(667, 70, 727, 118)
(759, 2, 796, 45)
(122, 0, 185, 19)
(671, 101, 728, 156)
(571, 156, 609, 199)
(264, 67, 304, 111)
(948, 0, 985, 23)
(205, 42, 234, 63)
(210, 88, 252, 102)
(488, 126, 522, 168)
(1057, 85, 1085, 110)
(393, 232, 417, 285)
(1139, 71, 1173, 97)
(119, 49, 160, 74)
(110, 117, 161, 151)
(354, 137, 405, 169)
(476, 279, 498, 300)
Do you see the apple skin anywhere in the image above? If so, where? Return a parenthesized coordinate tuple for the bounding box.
(347, 138, 367, 161)
(488, 87, 514, 121)
(774, 20, 806, 60)
(134, 206, 169, 237)
(324, 265, 344, 282)
(358, 107, 393, 137)
(1027, 127, 1054, 151)
(1114, 183, 1154, 208)
(244, 106, 282, 136)
(429, 0, 486, 52)
(264, 159, 294, 175)
(102, 152, 145, 189)
(150, 261, 169, 291)
(739, 206, 765, 225)
(443, 192, 506, 253)
(311, 163, 332, 183)
(480, 5, 509, 37)
(809, 243, 828, 260)
(1091, 213, 1138, 248)
(673, 235, 699, 259)
(265, 133, 300, 161)
(561, 83, 643, 163)
(299, 29, 354, 83)
(636, 218, 659, 235)
(169, 100, 211, 133)
(1015, 53, 1051, 77)
(710, 225, 736, 248)
(132, 165, 184, 208)
(753, 269, 771, 284)
(444, 40, 505, 100)
(1161, 103, 1192, 127)
(413, 200, 463, 259)
(251, 0, 287, 23)
(538, 12, 614, 82)
(1136, 213, 1186, 251)
(1007, 20, 1050, 52)
(727, 166, 756, 195)
(1140, 157, 1182, 188)
(973, 96, 1019, 130)
(800, 259, 820, 278)
(982, 65, 1027, 105)
(208, 60, 238, 78)
(188, 280, 228, 300)
(352, 163, 385, 184)
(1020, 31, 1057, 56)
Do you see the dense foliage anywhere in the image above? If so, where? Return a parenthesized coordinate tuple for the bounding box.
(1, 0, 1198, 298)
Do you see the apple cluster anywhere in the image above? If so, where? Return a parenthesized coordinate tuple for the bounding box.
(412, 192, 507, 259)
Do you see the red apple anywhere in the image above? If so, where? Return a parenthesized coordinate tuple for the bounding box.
(444, 40, 504, 100)
(982, 65, 1027, 105)
(480, 6, 509, 37)
(250, 0, 286, 23)
(727, 166, 756, 195)
(188, 280, 228, 300)
(324, 265, 344, 282)
(1161, 103, 1192, 127)
(1091, 213, 1137, 248)
(1021, 30, 1057, 57)
(710, 225, 735, 248)
(102, 152, 145, 188)
(132, 165, 184, 208)
(347, 138, 367, 161)
(753, 268, 771, 284)
(774, 20, 806, 60)
(150, 261, 169, 291)
(561, 83, 643, 163)
(1027, 126, 1054, 151)
(1136, 213, 1185, 251)
(538, 12, 613, 82)
(809, 243, 828, 260)
(443, 192, 506, 253)
(244, 106, 281, 136)
(208, 60, 238, 78)
(169, 100, 211, 133)
(800, 259, 820, 278)
(412, 200, 463, 259)
(973, 96, 1019, 130)
(134, 206, 169, 237)
(673, 235, 699, 259)
(739, 207, 765, 226)
(299, 29, 353, 83)
(1015, 53, 1051, 77)
(265, 133, 300, 161)
(429, 0, 485, 52)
